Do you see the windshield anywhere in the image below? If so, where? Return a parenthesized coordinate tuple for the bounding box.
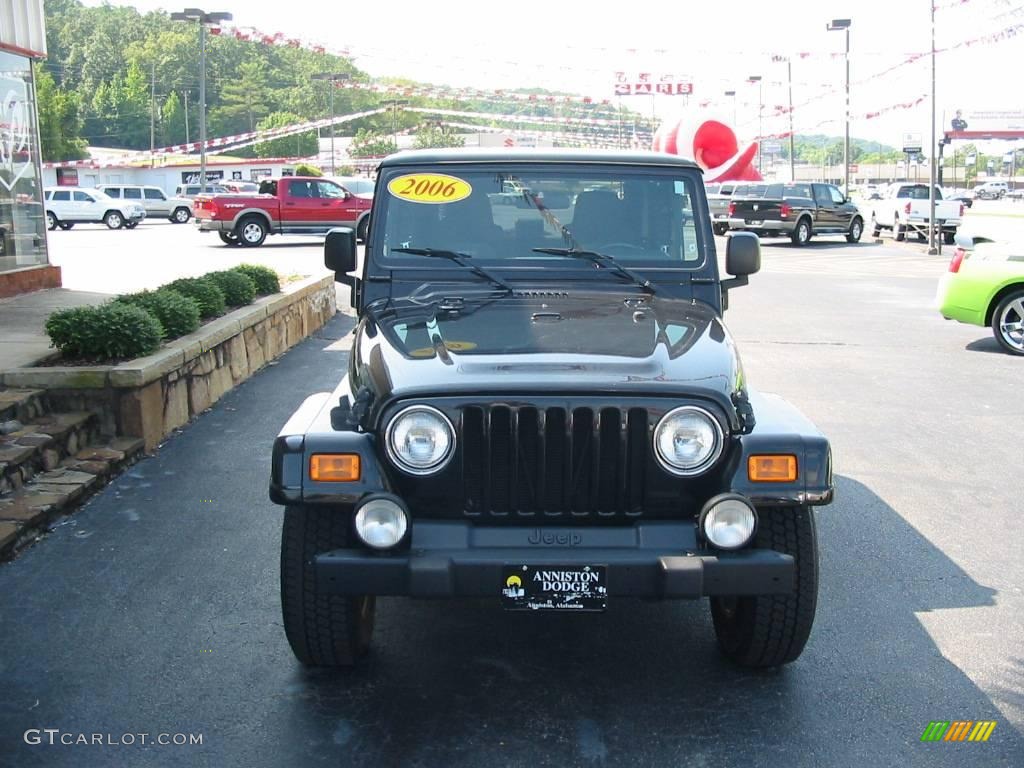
(374, 167, 706, 273)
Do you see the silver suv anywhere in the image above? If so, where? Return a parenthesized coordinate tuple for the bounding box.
(98, 185, 193, 223)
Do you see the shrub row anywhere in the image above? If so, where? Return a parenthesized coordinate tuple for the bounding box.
(46, 264, 280, 362)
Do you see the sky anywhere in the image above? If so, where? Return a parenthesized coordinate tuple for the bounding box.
(80, 0, 1024, 153)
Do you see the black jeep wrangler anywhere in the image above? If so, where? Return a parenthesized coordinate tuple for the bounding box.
(270, 149, 832, 669)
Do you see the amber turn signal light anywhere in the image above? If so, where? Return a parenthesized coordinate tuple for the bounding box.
(748, 455, 797, 482)
(310, 454, 361, 482)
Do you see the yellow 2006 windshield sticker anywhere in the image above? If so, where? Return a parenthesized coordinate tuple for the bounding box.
(387, 173, 472, 204)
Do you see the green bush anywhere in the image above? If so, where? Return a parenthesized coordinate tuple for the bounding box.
(116, 289, 201, 339)
(207, 270, 256, 307)
(294, 162, 323, 177)
(45, 303, 162, 361)
(232, 263, 280, 295)
(165, 277, 226, 318)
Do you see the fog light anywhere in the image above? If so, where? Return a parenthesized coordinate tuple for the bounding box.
(354, 496, 408, 549)
(700, 494, 757, 550)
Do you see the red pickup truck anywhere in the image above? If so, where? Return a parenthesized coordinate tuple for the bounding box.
(193, 176, 372, 247)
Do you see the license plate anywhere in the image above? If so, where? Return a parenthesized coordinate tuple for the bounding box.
(747, 220, 762, 225)
(501, 565, 607, 612)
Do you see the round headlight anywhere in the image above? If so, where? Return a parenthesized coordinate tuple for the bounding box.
(653, 406, 724, 475)
(354, 496, 408, 549)
(701, 495, 757, 549)
(386, 405, 455, 475)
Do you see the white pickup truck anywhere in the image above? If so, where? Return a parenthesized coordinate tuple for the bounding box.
(871, 183, 964, 244)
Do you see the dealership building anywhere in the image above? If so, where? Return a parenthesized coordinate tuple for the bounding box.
(0, 0, 57, 297)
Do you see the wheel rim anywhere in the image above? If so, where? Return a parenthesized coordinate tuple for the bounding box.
(799, 223, 809, 243)
(242, 222, 263, 242)
(108, 214, 122, 227)
(175, 209, 189, 222)
(851, 221, 862, 239)
(46, 214, 55, 229)
(999, 297, 1024, 351)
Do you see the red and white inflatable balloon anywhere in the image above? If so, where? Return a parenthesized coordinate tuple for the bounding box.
(652, 111, 762, 182)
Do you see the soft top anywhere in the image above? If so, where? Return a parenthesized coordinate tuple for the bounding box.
(379, 147, 701, 170)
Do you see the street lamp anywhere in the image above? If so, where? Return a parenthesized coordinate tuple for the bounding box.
(827, 18, 851, 195)
(381, 99, 409, 150)
(311, 72, 350, 174)
(171, 8, 233, 190)
(748, 76, 763, 174)
(724, 90, 737, 127)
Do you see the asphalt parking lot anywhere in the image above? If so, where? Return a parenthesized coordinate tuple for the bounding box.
(1, 221, 1022, 766)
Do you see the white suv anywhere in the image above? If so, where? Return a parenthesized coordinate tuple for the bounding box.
(43, 188, 146, 230)
(98, 184, 193, 223)
(973, 181, 1008, 200)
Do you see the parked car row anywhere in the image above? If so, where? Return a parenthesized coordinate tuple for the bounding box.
(43, 188, 146, 230)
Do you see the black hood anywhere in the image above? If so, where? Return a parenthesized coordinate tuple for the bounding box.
(348, 291, 746, 426)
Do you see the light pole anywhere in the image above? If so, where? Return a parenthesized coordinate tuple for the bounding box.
(748, 76, 763, 174)
(724, 90, 737, 127)
(312, 73, 350, 174)
(827, 18, 851, 195)
(381, 99, 408, 150)
(171, 8, 233, 190)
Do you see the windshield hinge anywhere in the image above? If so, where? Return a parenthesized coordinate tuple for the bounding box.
(438, 296, 465, 312)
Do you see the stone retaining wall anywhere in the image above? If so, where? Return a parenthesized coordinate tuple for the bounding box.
(0, 275, 336, 450)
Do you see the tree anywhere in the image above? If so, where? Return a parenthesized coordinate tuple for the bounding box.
(413, 124, 465, 150)
(212, 60, 270, 135)
(294, 163, 323, 177)
(253, 112, 317, 158)
(349, 128, 397, 158)
(160, 91, 186, 146)
(35, 68, 88, 161)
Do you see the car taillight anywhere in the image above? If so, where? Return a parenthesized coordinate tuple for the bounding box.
(780, 202, 791, 218)
(727, 201, 736, 216)
(948, 247, 966, 273)
(904, 201, 912, 215)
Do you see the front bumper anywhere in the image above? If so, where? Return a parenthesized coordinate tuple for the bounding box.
(317, 520, 794, 599)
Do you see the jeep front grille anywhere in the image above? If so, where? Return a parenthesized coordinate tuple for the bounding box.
(460, 405, 648, 518)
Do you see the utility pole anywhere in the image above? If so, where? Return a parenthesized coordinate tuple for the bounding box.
(150, 60, 156, 167)
(184, 91, 189, 144)
(171, 9, 233, 189)
(787, 59, 795, 182)
(928, 1, 938, 254)
(748, 75, 763, 174)
(382, 99, 408, 150)
(312, 73, 350, 174)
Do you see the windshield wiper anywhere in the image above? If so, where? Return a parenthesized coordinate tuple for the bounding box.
(391, 248, 513, 296)
(531, 248, 656, 294)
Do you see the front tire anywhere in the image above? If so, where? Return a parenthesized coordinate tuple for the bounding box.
(59, 221, 74, 230)
(46, 212, 57, 231)
(104, 211, 124, 229)
(991, 289, 1024, 356)
(237, 216, 268, 247)
(790, 218, 812, 246)
(711, 506, 819, 668)
(870, 216, 881, 238)
(280, 505, 375, 667)
(893, 216, 906, 241)
(846, 216, 863, 243)
(172, 207, 191, 224)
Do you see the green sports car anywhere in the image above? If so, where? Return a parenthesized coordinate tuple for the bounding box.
(937, 236, 1024, 355)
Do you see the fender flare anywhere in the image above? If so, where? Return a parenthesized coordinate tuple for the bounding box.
(230, 207, 274, 231)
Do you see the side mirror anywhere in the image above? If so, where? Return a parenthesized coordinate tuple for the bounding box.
(325, 227, 357, 286)
(725, 231, 761, 277)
